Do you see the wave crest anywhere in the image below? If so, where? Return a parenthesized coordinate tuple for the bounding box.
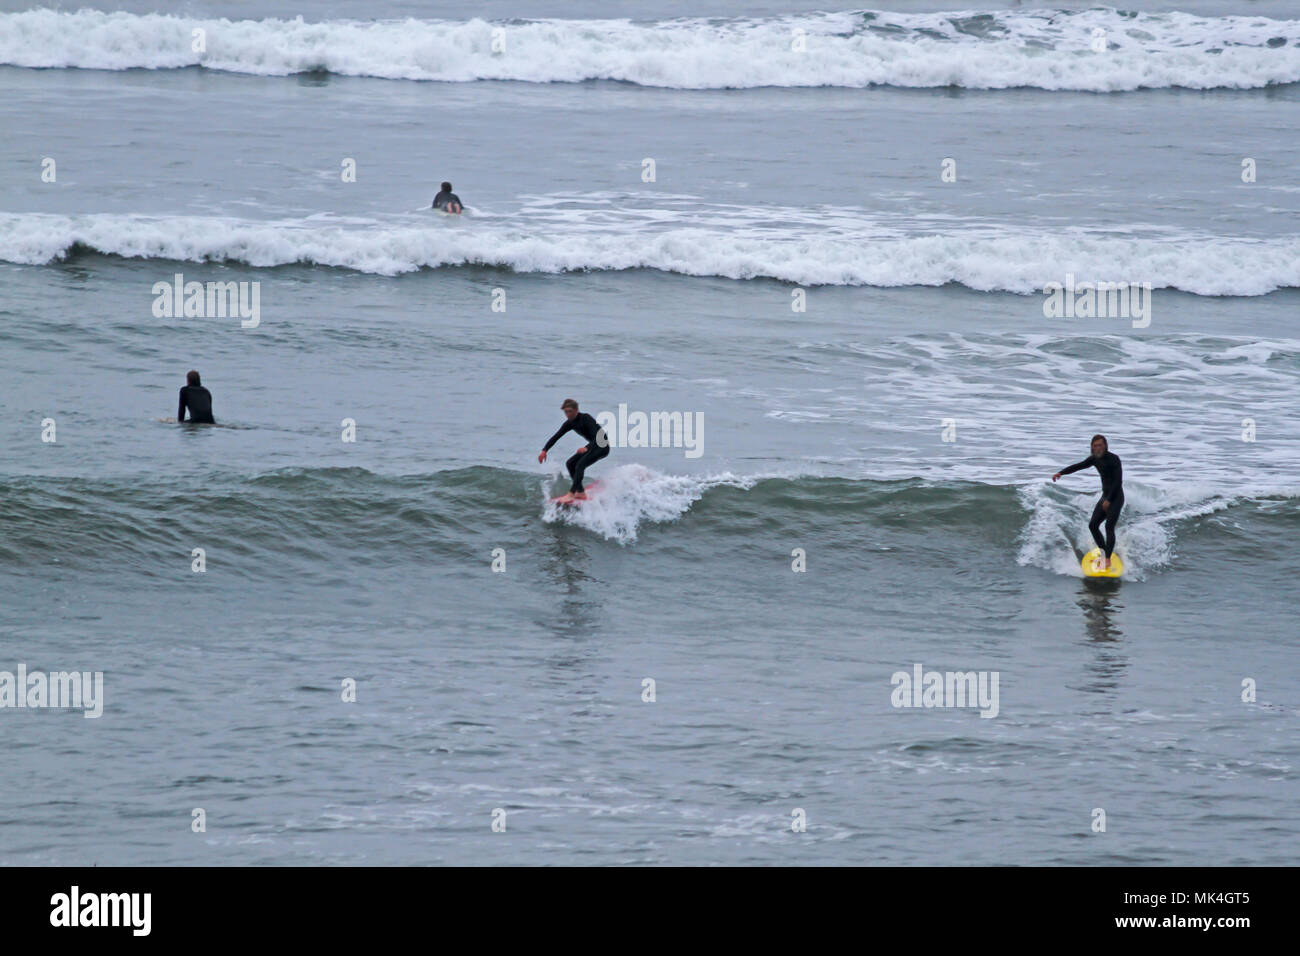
(6, 212, 1300, 295)
(2, 8, 1299, 91)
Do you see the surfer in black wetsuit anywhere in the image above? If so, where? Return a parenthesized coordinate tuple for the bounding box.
(1053, 434, 1123, 570)
(177, 369, 215, 424)
(432, 181, 463, 214)
(538, 398, 610, 498)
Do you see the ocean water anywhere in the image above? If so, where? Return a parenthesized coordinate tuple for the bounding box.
(1, 2, 1297, 866)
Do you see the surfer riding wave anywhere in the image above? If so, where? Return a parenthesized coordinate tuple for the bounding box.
(539, 398, 610, 500)
(1053, 434, 1123, 571)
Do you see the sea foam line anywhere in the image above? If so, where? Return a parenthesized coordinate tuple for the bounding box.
(4, 212, 1299, 296)
(2, 8, 1299, 90)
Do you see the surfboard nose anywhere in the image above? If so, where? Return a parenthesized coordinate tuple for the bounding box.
(1081, 548, 1123, 578)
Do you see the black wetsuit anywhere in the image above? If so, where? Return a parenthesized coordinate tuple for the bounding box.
(433, 190, 462, 212)
(1059, 451, 1124, 558)
(178, 385, 215, 424)
(544, 412, 610, 493)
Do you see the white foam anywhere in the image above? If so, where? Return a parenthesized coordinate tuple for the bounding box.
(2, 8, 1299, 91)
(1014, 479, 1299, 579)
(541, 463, 756, 544)
(5, 212, 1299, 296)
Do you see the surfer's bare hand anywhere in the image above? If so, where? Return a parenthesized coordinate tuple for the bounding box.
(1101, 500, 1109, 512)
(576, 446, 588, 454)
(538, 450, 547, 463)
(1051, 473, 1061, 481)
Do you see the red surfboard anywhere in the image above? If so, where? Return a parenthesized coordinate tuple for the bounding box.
(550, 478, 604, 507)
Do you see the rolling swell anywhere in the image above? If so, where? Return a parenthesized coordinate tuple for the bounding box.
(3, 467, 1289, 575)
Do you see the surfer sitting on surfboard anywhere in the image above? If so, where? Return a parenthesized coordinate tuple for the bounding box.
(432, 181, 463, 214)
(1053, 434, 1123, 571)
(538, 398, 610, 500)
(177, 369, 215, 424)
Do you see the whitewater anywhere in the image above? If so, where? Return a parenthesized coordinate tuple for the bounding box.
(4, 211, 1299, 294)
(3, 7, 1300, 90)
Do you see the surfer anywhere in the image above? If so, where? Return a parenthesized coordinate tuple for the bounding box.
(432, 181, 463, 214)
(177, 370, 215, 424)
(538, 399, 610, 499)
(1053, 434, 1123, 571)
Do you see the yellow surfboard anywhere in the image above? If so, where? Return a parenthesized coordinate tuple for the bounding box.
(1081, 548, 1123, 578)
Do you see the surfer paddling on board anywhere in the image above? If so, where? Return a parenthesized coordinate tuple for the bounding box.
(1053, 434, 1123, 571)
(432, 181, 463, 214)
(538, 398, 610, 500)
(177, 369, 215, 424)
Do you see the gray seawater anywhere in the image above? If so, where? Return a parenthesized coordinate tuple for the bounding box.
(1, 1, 1298, 865)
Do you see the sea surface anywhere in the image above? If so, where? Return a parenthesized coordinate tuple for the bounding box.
(1, 1, 1298, 865)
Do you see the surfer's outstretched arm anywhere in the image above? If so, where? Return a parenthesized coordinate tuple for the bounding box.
(544, 420, 573, 450)
(1053, 456, 1095, 481)
(539, 420, 574, 462)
